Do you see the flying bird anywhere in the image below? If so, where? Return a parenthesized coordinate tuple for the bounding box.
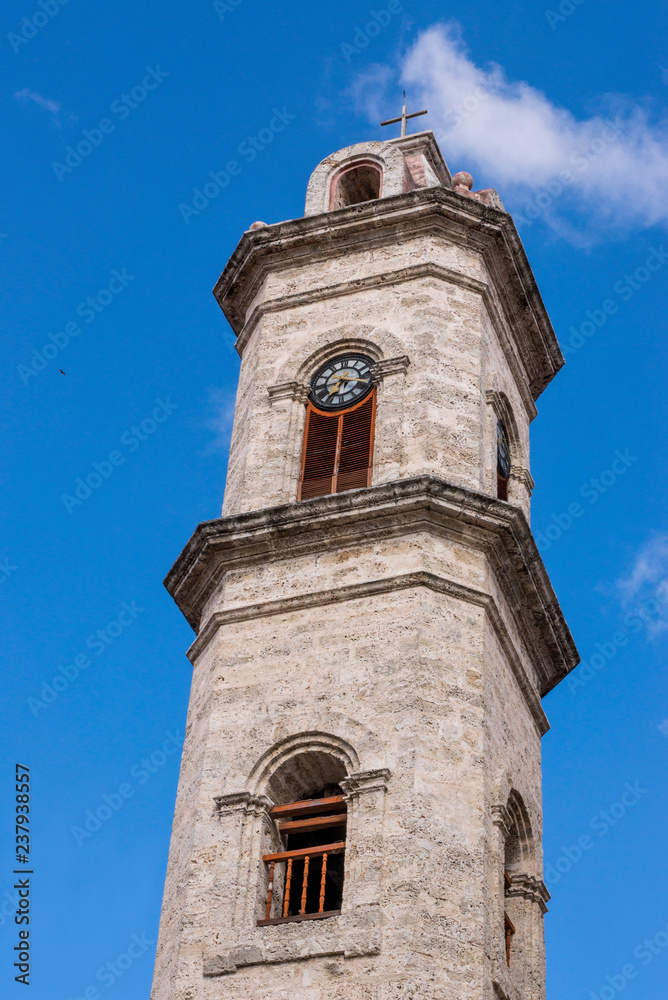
(59, 369, 65, 375)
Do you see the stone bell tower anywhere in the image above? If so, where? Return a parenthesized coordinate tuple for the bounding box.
(151, 129, 578, 1000)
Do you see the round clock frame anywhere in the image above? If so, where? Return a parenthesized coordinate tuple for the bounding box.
(497, 421, 511, 478)
(309, 354, 374, 411)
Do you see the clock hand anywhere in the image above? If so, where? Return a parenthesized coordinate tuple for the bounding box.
(328, 375, 369, 393)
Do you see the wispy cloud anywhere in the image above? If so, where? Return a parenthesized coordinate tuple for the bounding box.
(14, 88, 61, 115)
(354, 23, 668, 238)
(616, 535, 668, 637)
(617, 535, 668, 601)
(199, 388, 235, 458)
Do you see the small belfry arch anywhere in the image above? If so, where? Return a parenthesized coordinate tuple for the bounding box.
(329, 158, 383, 210)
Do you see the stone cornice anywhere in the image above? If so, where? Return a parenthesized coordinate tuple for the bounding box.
(164, 477, 579, 700)
(212, 186, 563, 404)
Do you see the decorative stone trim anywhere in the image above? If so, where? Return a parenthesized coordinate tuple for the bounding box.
(304, 140, 406, 216)
(247, 729, 365, 796)
(386, 131, 451, 188)
(266, 361, 408, 403)
(340, 768, 390, 797)
(214, 792, 273, 817)
(486, 388, 532, 503)
(371, 356, 410, 381)
(509, 466, 535, 494)
(505, 873, 550, 914)
(491, 803, 512, 839)
(485, 389, 522, 453)
(267, 381, 310, 403)
(452, 170, 505, 212)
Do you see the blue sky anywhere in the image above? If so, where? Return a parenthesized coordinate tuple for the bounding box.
(1, 1, 667, 997)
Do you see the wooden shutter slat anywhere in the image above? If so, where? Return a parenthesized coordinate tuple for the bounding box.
(299, 410, 339, 500)
(336, 395, 373, 493)
(299, 392, 375, 500)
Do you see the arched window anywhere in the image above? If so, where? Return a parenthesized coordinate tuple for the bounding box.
(503, 792, 534, 972)
(497, 420, 511, 501)
(258, 752, 348, 925)
(504, 824, 520, 966)
(330, 161, 382, 210)
(299, 392, 375, 501)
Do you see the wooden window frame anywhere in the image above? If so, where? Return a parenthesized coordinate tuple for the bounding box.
(258, 795, 347, 926)
(503, 870, 515, 967)
(298, 390, 376, 501)
(504, 910, 515, 967)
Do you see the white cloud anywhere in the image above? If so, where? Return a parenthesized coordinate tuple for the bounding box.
(617, 534, 668, 599)
(356, 23, 668, 235)
(14, 88, 61, 115)
(616, 535, 668, 637)
(199, 388, 235, 458)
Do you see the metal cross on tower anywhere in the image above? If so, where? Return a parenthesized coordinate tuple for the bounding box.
(380, 91, 428, 137)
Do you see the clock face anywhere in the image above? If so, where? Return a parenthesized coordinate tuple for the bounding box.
(310, 354, 374, 410)
(497, 421, 511, 478)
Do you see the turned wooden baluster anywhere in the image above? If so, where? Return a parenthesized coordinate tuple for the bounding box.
(504, 912, 515, 967)
(299, 855, 310, 915)
(282, 858, 293, 918)
(265, 861, 275, 920)
(319, 853, 328, 913)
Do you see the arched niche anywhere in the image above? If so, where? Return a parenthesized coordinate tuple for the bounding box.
(304, 142, 406, 216)
(329, 160, 382, 210)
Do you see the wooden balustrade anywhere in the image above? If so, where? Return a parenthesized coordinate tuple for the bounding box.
(257, 841, 345, 926)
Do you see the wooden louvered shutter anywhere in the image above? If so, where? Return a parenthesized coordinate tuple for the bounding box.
(298, 392, 375, 500)
(336, 395, 374, 493)
(299, 409, 339, 500)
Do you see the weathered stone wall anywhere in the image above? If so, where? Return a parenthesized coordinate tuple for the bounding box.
(222, 237, 532, 522)
(151, 493, 558, 1000)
